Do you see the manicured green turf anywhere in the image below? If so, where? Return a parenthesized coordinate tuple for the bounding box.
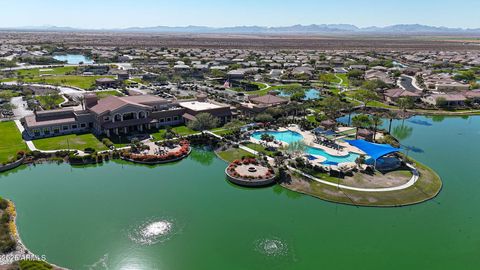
(306, 115, 318, 124)
(23, 75, 115, 89)
(17, 66, 76, 77)
(0, 121, 26, 163)
(367, 100, 399, 109)
(235, 83, 302, 96)
(285, 158, 442, 207)
(150, 125, 198, 141)
(210, 128, 233, 136)
(32, 133, 108, 151)
(95, 90, 124, 99)
(127, 78, 145, 84)
(173, 125, 197, 136)
(0, 90, 21, 99)
(35, 95, 65, 108)
(217, 148, 255, 163)
(0, 78, 16, 83)
(243, 143, 275, 156)
(335, 74, 350, 87)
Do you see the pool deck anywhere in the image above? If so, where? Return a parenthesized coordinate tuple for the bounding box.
(248, 125, 367, 160)
(286, 126, 366, 157)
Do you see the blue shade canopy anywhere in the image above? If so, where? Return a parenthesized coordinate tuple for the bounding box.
(345, 140, 401, 160)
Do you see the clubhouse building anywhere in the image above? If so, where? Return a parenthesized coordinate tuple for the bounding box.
(21, 94, 232, 139)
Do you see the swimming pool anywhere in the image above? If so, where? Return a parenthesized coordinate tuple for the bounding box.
(277, 89, 322, 100)
(251, 130, 303, 144)
(306, 147, 359, 164)
(251, 130, 360, 164)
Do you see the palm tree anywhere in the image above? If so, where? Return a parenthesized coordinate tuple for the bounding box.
(370, 114, 383, 141)
(397, 97, 414, 112)
(383, 111, 397, 134)
(286, 141, 307, 158)
(344, 102, 355, 126)
(352, 114, 372, 139)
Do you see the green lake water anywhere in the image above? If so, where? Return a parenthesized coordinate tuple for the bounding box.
(1, 115, 480, 269)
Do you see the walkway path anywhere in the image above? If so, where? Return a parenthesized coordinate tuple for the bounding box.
(13, 119, 88, 155)
(209, 128, 421, 193)
(2, 82, 85, 96)
(334, 74, 344, 87)
(10, 97, 33, 119)
(287, 164, 419, 192)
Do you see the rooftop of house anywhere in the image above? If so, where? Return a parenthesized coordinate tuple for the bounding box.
(89, 95, 151, 115)
(385, 88, 421, 98)
(248, 94, 289, 105)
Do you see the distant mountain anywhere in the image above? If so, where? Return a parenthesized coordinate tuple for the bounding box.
(3, 24, 480, 34)
(10, 25, 79, 32)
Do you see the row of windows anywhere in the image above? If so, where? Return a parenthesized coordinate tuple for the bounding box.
(32, 123, 90, 135)
(104, 112, 149, 122)
(159, 116, 180, 123)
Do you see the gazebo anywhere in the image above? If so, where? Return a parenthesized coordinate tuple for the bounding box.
(320, 119, 336, 130)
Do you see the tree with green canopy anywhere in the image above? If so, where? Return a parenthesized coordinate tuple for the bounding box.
(187, 113, 220, 131)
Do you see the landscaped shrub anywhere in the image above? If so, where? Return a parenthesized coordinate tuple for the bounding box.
(0, 198, 8, 210)
(84, 147, 96, 154)
(18, 260, 53, 270)
(102, 138, 114, 148)
(126, 140, 190, 163)
(54, 150, 70, 158)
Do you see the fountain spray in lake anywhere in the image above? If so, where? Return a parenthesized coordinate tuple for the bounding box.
(255, 237, 288, 257)
(129, 218, 174, 245)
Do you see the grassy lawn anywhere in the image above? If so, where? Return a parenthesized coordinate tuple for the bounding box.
(0, 90, 21, 99)
(0, 78, 16, 83)
(35, 95, 65, 108)
(335, 74, 350, 87)
(17, 66, 76, 77)
(98, 134, 129, 148)
(237, 83, 303, 96)
(306, 115, 318, 124)
(23, 75, 115, 89)
(284, 158, 442, 207)
(243, 143, 275, 156)
(366, 100, 399, 109)
(337, 128, 357, 136)
(210, 127, 234, 136)
(130, 78, 145, 84)
(173, 126, 197, 136)
(0, 121, 26, 163)
(242, 81, 268, 90)
(217, 148, 255, 163)
(32, 133, 108, 151)
(150, 125, 198, 141)
(95, 90, 124, 99)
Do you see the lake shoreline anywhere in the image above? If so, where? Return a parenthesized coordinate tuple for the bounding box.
(281, 158, 442, 207)
(0, 200, 67, 269)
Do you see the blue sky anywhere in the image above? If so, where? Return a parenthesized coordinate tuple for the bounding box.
(1, 0, 478, 29)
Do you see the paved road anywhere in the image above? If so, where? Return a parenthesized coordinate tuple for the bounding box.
(399, 75, 422, 92)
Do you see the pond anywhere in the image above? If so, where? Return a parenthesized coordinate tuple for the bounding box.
(53, 54, 94, 65)
(1, 116, 480, 269)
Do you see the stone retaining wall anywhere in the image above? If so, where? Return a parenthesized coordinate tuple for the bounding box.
(225, 168, 276, 187)
(0, 157, 25, 173)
